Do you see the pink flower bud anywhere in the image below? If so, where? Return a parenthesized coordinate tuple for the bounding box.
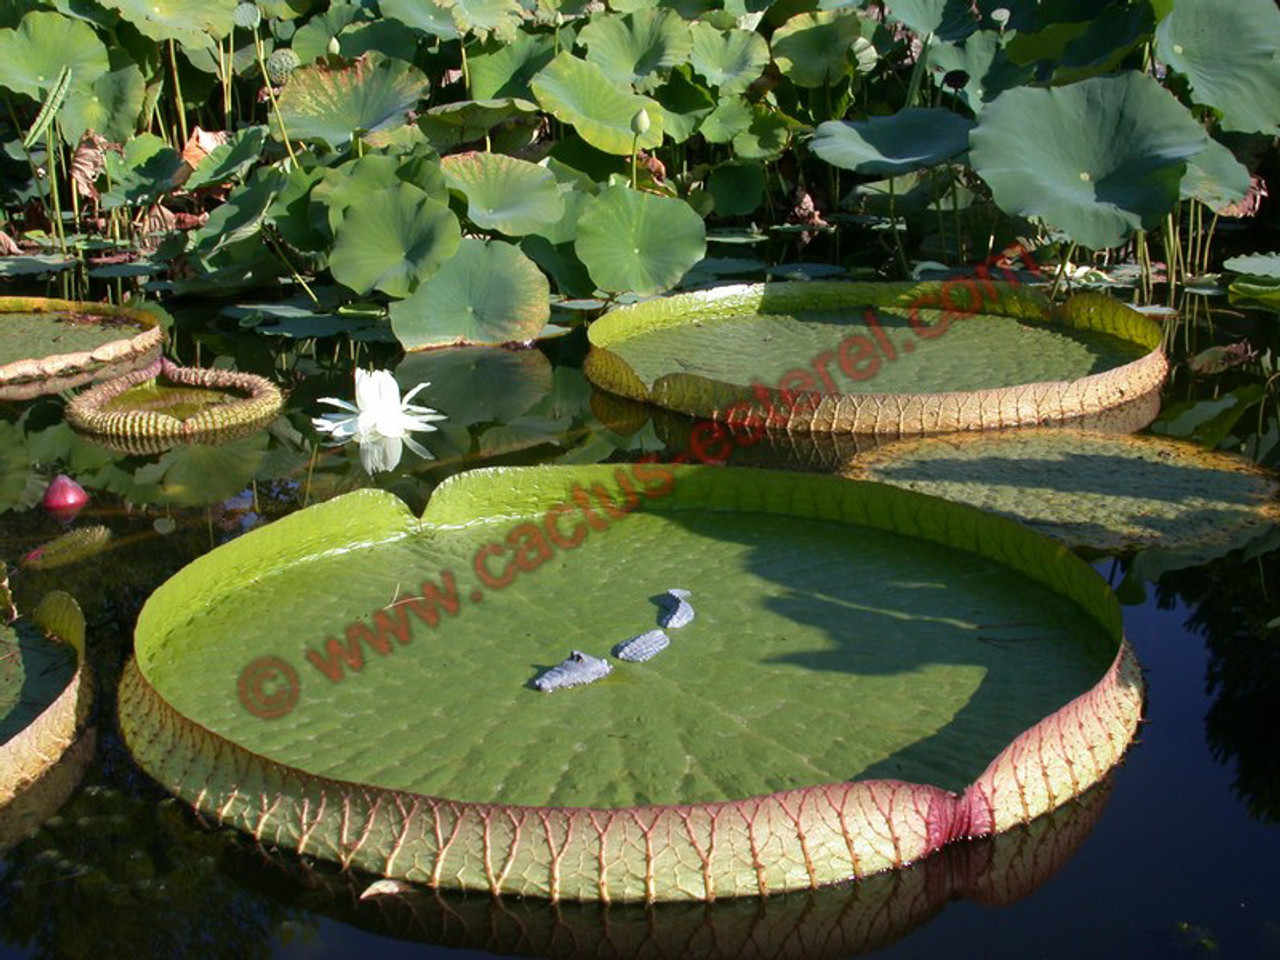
(42, 474, 88, 523)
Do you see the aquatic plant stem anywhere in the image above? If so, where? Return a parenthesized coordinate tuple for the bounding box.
(253, 27, 298, 166)
(1049, 242, 1076, 301)
(630, 133, 639, 190)
(887, 177, 909, 276)
(168, 41, 189, 147)
(44, 128, 67, 254)
(905, 32, 932, 107)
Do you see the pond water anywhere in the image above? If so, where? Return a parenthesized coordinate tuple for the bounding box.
(1, 288, 1278, 959)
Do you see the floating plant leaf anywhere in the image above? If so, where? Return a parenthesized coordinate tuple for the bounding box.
(380, 0, 459, 42)
(441, 151, 563, 236)
(531, 53, 664, 155)
(0, 297, 164, 400)
(575, 185, 706, 295)
(688, 21, 769, 95)
(389, 238, 550, 349)
(275, 56, 430, 150)
(468, 31, 556, 100)
(583, 283, 1167, 434)
(811, 109, 975, 176)
(579, 9, 693, 90)
(770, 11, 863, 89)
(1154, 0, 1280, 134)
(418, 98, 539, 152)
(1223, 253, 1280, 281)
(969, 73, 1208, 249)
(0, 11, 108, 107)
(1, 591, 90, 818)
(846, 431, 1280, 555)
(447, 0, 524, 42)
(394, 345, 552, 427)
(117, 465, 1141, 901)
(329, 182, 461, 298)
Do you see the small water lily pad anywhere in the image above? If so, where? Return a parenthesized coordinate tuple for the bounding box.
(584, 282, 1167, 435)
(845, 431, 1280, 554)
(66, 358, 282, 451)
(118, 465, 1141, 901)
(0, 297, 164, 400)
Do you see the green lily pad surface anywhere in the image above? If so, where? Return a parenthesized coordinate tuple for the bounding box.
(584, 283, 1167, 435)
(119, 465, 1141, 901)
(847, 431, 1280, 554)
(1, 592, 91, 823)
(0, 297, 164, 399)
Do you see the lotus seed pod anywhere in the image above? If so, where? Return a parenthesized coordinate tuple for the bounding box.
(990, 7, 1011, 25)
(630, 108, 651, 137)
(327, 35, 341, 56)
(266, 48, 301, 84)
(233, 2, 261, 29)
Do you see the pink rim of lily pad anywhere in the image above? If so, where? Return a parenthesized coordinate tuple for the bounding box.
(0, 297, 164, 398)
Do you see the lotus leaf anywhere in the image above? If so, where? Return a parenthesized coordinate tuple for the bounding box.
(468, 31, 557, 100)
(445, 0, 524, 42)
(310, 155, 405, 234)
(380, 0, 459, 42)
(579, 9, 693, 91)
(699, 95, 753, 144)
(183, 126, 269, 190)
(329, 182, 461, 298)
(0, 297, 164, 399)
(130, 432, 270, 506)
(290, 3, 365, 62)
(930, 31, 1031, 112)
(1, 591, 90, 826)
(575, 185, 707, 295)
(883, 0, 983, 41)
(846, 431, 1280, 555)
(102, 0, 236, 44)
(730, 105, 792, 161)
(969, 73, 1208, 250)
(0, 12, 108, 112)
(389, 238, 550, 349)
(708, 161, 765, 216)
(1224, 253, 1280, 281)
(652, 68, 715, 144)
(418, 98, 539, 152)
(440, 151, 563, 236)
(771, 12, 863, 89)
(1155, 0, 1280, 135)
(1181, 139, 1252, 214)
(60, 47, 146, 145)
(100, 134, 185, 209)
(812, 108, 974, 176)
(117, 465, 1141, 900)
(583, 283, 1167, 434)
(275, 56, 430, 150)
(689, 21, 769, 95)
(531, 53, 664, 155)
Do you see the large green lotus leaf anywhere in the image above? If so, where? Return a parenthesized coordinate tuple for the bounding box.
(1224, 252, 1280, 280)
(118, 465, 1141, 901)
(1155, 0, 1280, 134)
(311, 154, 405, 234)
(847, 431, 1279, 555)
(883, 0, 983, 41)
(930, 31, 1032, 113)
(389, 238, 550, 349)
(103, 0, 236, 43)
(59, 45, 145, 144)
(290, 3, 365, 63)
(395, 345, 552, 427)
(418, 98, 539, 152)
(689, 21, 769, 95)
(530, 53, 664, 155)
(440, 151, 563, 236)
(771, 12, 862, 89)
(442, 0, 523, 41)
(811, 109, 975, 176)
(468, 31, 556, 100)
(1181, 139, 1251, 214)
(0, 11, 107, 106)
(579, 9, 693, 90)
(1, 592, 89, 814)
(575, 185, 707, 295)
(969, 73, 1208, 250)
(380, 0, 459, 41)
(275, 57, 430, 150)
(652, 68, 715, 144)
(583, 283, 1167, 433)
(329, 182, 462, 298)
(131, 433, 269, 507)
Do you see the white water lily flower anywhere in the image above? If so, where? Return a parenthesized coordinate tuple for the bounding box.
(312, 368, 447, 474)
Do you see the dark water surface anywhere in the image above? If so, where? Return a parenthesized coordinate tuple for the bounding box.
(1, 292, 1278, 959)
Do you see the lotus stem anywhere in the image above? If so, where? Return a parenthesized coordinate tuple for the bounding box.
(887, 177, 909, 276)
(1049, 241, 1076, 301)
(168, 40, 189, 147)
(253, 26, 299, 166)
(44, 127, 67, 254)
(905, 31, 932, 107)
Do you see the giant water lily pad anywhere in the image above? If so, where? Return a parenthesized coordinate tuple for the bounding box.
(118, 465, 1142, 901)
(583, 282, 1167, 435)
(1, 590, 92, 839)
(845, 431, 1280, 555)
(66, 358, 282, 452)
(0, 298, 164, 400)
